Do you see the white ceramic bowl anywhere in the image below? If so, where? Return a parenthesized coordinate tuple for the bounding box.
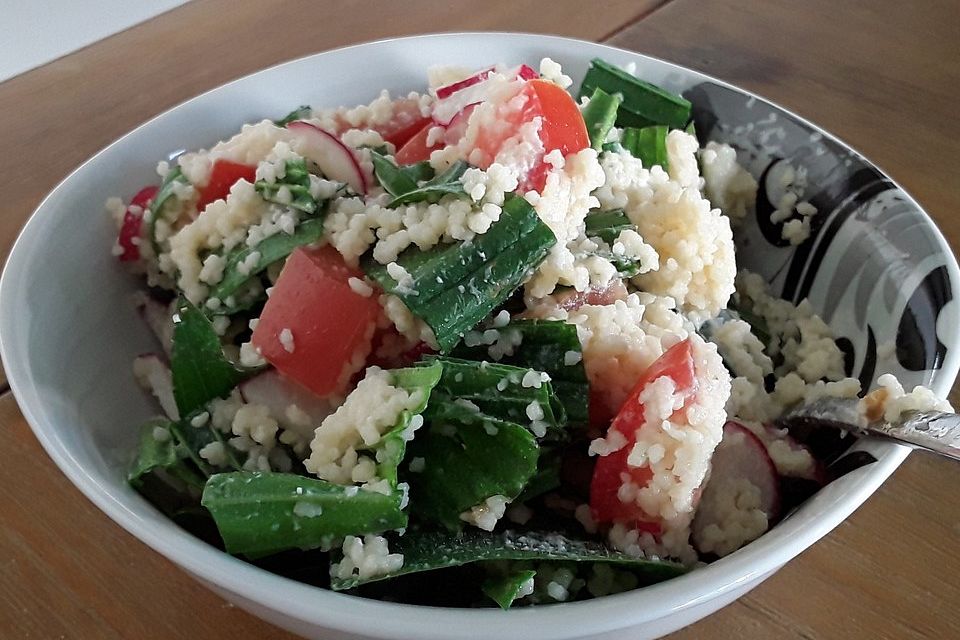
(2, 33, 958, 640)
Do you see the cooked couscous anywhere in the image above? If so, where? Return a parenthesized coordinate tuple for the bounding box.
(113, 57, 951, 609)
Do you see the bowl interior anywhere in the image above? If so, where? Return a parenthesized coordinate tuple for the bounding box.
(2, 33, 958, 640)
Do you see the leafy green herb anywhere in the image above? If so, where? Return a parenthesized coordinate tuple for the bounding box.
(701, 308, 773, 378)
(583, 209, 646, 278)
(406, 419, 539, 531)
(170, 298, 258, 417)
(514, 451, 562, 502)
(578, 58, 691, 129)
(422, 356, 563, 431)
(207, 217, 326, 312)
(580, 243, 643, 279)
(622, 125, 669, 171)
(128, 418, 204, 489)
(482, 568, 536, 610)
(148, 166, 188, 254)
(581, 87, 622, 151)
(726, 302, 772, 348)
(202, 472, 406, 557)
(584, 209, 633, 244)
(330, 529, 687, 590)
(167, 410, 242, 476)
(601, 141, 625, 154)
(273, 105, 311, 127)
(370, 362, 443, 487)
(363, 196, 557, 352)
(387, 160, 469, 208)
(370, 150, 434, 198)
(454, 319, 588, 428)
(254, 158, 324, 214)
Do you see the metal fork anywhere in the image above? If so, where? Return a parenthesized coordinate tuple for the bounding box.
(780, 396, 960, 462)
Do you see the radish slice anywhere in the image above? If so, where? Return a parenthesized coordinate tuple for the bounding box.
(555, 279, 629, 311)
(435, 64, 539, 101)
(515, 64, 538, 80)
(134, 293, 174, 356)
(239, 369, 334, 425)
(433, 81, 494, 126)
(432, 65, 535, 126)
(691, 421, 780, 556)
(132, 353, 179, 421)
(435, 66, 495, 100)
(441, 102, 479, 146)
(286, 121, 368, 194)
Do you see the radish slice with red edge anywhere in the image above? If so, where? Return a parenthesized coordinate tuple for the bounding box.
(691, 421, 781, 554)
(433, 83, 491, 126)
(117, 186, 158, 262)
(441, 102, 479, 146)
(434, 64, 537, 100)
(286, 121, 368, 194)
(435, 66, 495, 100)
(431, 64, 539, 126)
(515, 64, 538, 80)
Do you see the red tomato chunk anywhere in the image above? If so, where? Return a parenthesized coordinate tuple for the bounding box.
(394, 122, 440, 165)
(197, 159, 257, 210)
(251, 245, 381, 397)
(117, 185, 159, 262)
(527, 79, 590, 160)
(590, 339, 698, 529)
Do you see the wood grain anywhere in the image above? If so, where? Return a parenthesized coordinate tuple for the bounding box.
(0, 393, 299, 639)
(2, 0, 960, 638)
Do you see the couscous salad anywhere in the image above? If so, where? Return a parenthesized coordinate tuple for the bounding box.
(110, 58, 951, 608)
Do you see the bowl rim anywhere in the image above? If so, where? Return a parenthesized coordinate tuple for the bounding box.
(2, 31, 957, 640)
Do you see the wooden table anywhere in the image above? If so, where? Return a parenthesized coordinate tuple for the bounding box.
(1, 1, 958, 637)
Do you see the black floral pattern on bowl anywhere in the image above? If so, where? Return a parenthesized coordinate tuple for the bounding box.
(685, 82, 956, 393)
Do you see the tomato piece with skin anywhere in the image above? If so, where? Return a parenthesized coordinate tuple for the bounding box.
(527, 79, 590, 160)
(332, 97, 430, 149)
(515, 64, 538, 81)
(589, 387, 616, 430)
(589, 339, 698, 528)
(130, 185, 159, 210)
(117, 186, 159, 262)
(466, 79, 589, 192)
(521, 162, 551, 194)
(517, 80, 590, 192)
(394, 122, 441, 165)
(251, 245, 381, 398)
(401, 76, 590, 185)
(471, 94, 539, 165)
(197, 159, 257, 211)
(382, 115, 433, 149)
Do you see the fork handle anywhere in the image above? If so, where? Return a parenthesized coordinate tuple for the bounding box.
(867, 411, 960, 461)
